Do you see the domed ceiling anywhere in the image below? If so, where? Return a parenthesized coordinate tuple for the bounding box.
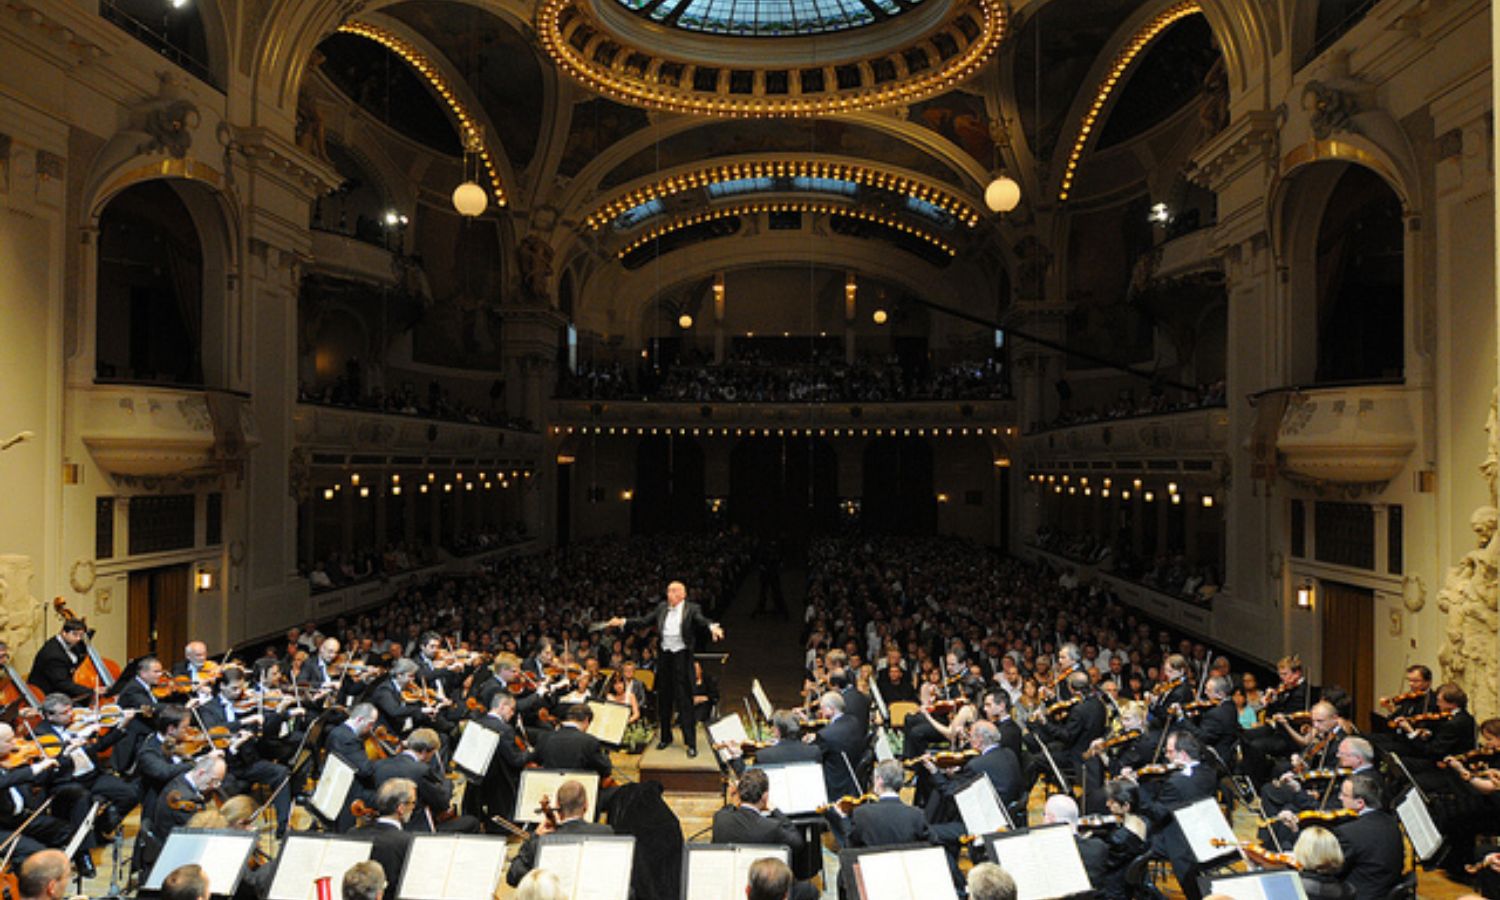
(614, 0, 927, 38)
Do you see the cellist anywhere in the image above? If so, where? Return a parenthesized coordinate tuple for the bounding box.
(25, 621, 95, 703)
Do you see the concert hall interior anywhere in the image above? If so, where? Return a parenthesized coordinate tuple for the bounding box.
(0, 0, 1498, 897)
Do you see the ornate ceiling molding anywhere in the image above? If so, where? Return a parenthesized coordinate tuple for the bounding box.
(584, 156, 982, 229)
(616, 199, 957, 257)
(336, 20, 508, 206)
(536, 0, 1005, 117)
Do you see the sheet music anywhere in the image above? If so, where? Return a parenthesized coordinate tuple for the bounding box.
(870, 681, 889, 722)
(855, 846, 956, 900)
(954, 777, 1009, 840)
(144, 831, 257, 893)
(761, 762, 827, 814)
(685, 846, 789, 900)
(1396, 790, 1444, 861)
(707, 714, 751, 764)
(873, 727, 895, 763)
(452, 722, 501, 779)
(986, 825, 1091, 900)
(1173, 798, 1239, 864)
(1209, 871, 1309, 900)
(268, 837, 373, 900)
(311, 754, 356, 822)
(397, 835, 506, 900)
(535, 836, 635, 900)
(515, 770, 600, 824)
(585, 700, 632, 745)
(751, 679, 773, 720)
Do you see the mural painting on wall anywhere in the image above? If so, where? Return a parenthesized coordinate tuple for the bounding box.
(559, 99, 650, 179)
(909, 91, 994, 167)
(412, 214, 505, 368)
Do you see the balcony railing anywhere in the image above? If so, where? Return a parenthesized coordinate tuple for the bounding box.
(1250, 380, 1417, 485)
(293, 402, 544, 459)
(75, 383, 257, 477)
(551, 397, 1017, 433)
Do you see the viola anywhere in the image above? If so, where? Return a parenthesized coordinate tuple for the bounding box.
(173, 725, 252, 756)
(924, 699, 961, 717)
(816, 793, 878, 815)
(1085, 728, 1141, 760)
(1258, 808, 1358, 828)
(1298, 767, 1353, 785)
(349, 799, 380, 821)
(538, 794, 560, 828)
(163, 789, 212, 814)
(1132, 762, 1184, 781)
(0, 741, 42, 769)
(51, 598, 121, 692)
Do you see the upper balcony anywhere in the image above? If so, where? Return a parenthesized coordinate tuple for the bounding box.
(308, 229, 401, 285)
(75, 382, 258, 478)
(293, 402, 545, 460)
(551, 398, 1017, 434)
(1022, 404, 1230, 471)
(1251, 381, 1418, 485)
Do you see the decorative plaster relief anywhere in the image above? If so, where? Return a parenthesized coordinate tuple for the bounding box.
(1437, 389, 1500, 717)
(0, 555, 44, 653)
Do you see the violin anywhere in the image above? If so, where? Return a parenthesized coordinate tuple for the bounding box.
(1379, 688, 1429, 710)
(1077, 814, 1119, 832)
(364, 724, 403, 760)
(1298, 767, 1353, 785)
(0, 740, 42, 769)
(904, 749, 978, 770)
(163, 789, 215, 814)
(401, 683, 450, 708)
(1132, 761, 1184, 781)
(1085, 729, 1141, 760)
(1150, 678, 1184, 698)
(816, 793, 878, 815)
(1258, 808, 1359, 828)
(1211, 838, 1300, 869)
(1042, 696, 1081, 721)
(1392, 709, 1454, 739)
(173, 725, 253, 756)
(51, 598, 121, 692)
(537, 794, 560, 828)
(1175, 699, 1216, 718)
(1440, 747, 1500, 768)
(349, 799, 380, 822)
(924, 699, 961, 718)
(1260, 675, 1302, 709)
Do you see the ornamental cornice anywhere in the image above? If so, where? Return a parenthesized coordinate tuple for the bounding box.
(1183, 109, 1279, 190)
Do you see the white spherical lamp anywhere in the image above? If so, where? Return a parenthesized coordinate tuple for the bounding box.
(451, 181, 488, 217)
(872, 309, 888, 325)
(984, 174, 1021, 213)
(678, 314, 694, 329)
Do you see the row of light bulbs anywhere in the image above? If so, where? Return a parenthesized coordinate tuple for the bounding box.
(320, 469, 533, 501)
(617, 201, 957, 258)
(587, 159, 981, 230)
(1027, 472, 1215, 507)
(536, 0, 1007, 118)
(556, 425, 1015, 437)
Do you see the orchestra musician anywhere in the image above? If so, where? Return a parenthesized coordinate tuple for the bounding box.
(1049, 643, 1084, 702)
(0, 723, 78, 865)
(504, 779, 613, 888)
(294, 638, 342, 701)
(534, 704, 612, 781)
(1043, 794, 1110, 890)
(463, 691, 532, 827)
(369, 727, 478, 832)
(194, 670, 294, 836)
(823, 650, 870, 736)
(1185, 674, 1241, 766)
(1242, 655, 1313, 780)
(26, 620, 97, 702)
(357, 778, 416, 886)
(1429, 717, 1500, 882)
(1146, 655, 1194, 729)
(1276, 773, 1404, 900)
(324, 702, 379, 831)
(32, 693, 138, 844)
(140, 755, 226, 875)
(1090, 780, 1150, 900)
(1293, 827, 1357, 899)
(1033, 670, 1108, 778)
(835, 760, 930, 848)
(170, 642, 213, 686)
(923, 720, 1025, 810)
(604, 580, 726, 757)
(1126, 730, 1217, 900)
(712, 768, 816, 900)
(809, 692, 864, 801)
(370, 659, 447, 736)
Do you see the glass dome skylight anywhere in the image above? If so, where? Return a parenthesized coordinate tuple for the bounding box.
(616, 0, 920, 37)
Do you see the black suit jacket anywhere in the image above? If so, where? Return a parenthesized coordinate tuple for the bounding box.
(849, 796, 929, 848)
(755, 740, 822, 766)
(1193, 700, 1242, 764)
(949, 746, 1024, 805)
(325, 722, 377, 784)
(711, 804, 804, 851)
(841, 686, 872, 735)
(1138, 762, 1219, 876)
(506, 820, 615, 886)
(536, 724, 612, 778)
(358, 819, 413, 886)
(370, 680, 426, 735)
(373, 753, 452, 832)
(1076, 833, 1111, 891)
(1335, 811, 1404, 900)
(27, 637, 90, 700)
(469, 714, 532, 819)
(994, 718, 1024, 758)
(814, 715, 866, 799)
(1039, 695, 1108, 768)
(622, 601, 715, 654)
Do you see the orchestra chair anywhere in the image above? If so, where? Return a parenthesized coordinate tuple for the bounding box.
(634, 670, 655, 692)
(1122, 851, 1167, 900)
(1382, 871, 1417, 900)
(886, 702, 918, 729)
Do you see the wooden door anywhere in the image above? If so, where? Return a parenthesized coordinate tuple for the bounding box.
(1321, 581, 1375, 731)
(126, 565, 190, 665)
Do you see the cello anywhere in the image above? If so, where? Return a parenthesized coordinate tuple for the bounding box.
(51, 598, 122, 693)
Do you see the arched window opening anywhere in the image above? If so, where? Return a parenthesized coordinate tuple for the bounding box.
(1314, 165, 1403, 383)
(96, 180, 212, 388)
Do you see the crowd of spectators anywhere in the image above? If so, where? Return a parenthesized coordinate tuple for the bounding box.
(1035, 379, 1226, 432)
(302, 541, 438, 592)
(558, 354, 1011, 404)
(266, 532, 753, 673)
(799, 536, 1246, 716)
(299, 363, 533, 431)
(446, 525, 529, 557)
(1031, 527, 1221, 603)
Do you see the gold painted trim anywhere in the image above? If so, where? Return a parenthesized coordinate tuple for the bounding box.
(97, 158, 224, 206)
(1279, 139, 1400, 190)
(338, 22, 508, 207)
(538, 0, 1006, 118)
(617, 200, 957, 258)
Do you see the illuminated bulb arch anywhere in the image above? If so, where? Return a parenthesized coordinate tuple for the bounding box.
(537, 0, 1006, 118)
(338, 21, 508, 207)
(1055, 1, 1202, 202)
(616, 201, 958, 258)
(586, 159, 982, 230)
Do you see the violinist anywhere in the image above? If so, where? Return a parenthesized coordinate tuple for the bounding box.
(1146, 655, 1193, 729)
(195, 671, 293, 837)
(1048, 643, 1083, 702)
(133, 705, 207, 819)
(412, 632, 464, 696)
(1126, 730, 1217, 900)
(294, 638, 343, 705)
(143, 755, 227, 873)
(370, 727, 478, 833)
(711, 768, 817, 900)
(810, 692, 863, 801)
(1272, 701, 1348, 778)
(723, 709, 819, 776)
(1244, 656, 1313, 771)
(1427, 717, 1500, 882)
(1033, 671, 1108, 776)
(33, 693, 139, 841)
(323, 703, 378, 831)
(0, 723, 75, 863)
(837, 760, 930, 849)
(463, 691, 532, 827)
(26, 620, 95, 703)
(171, 642, 214, 688)
(925, 719, 1024, 809)
(1378, 664, 1433, 722)
(504, 779, 613, 888)
(1261, 737, 1376, 848)
(1276, 773, 1403, 900)
(359, 778, 417, 886)
(1292, 827, 1356, 899)
(1391, 683, 1475, 774)
(1090, 780, 1149, 900)
(370, 659, 444, 736)
(535, 704, 612, 782)
(1043, 795, 1110, 891)
(1184, 674, 1241, 766)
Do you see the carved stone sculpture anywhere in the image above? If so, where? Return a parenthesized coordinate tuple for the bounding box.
(517, 236, 554, 304)
(139, 99, 200, 159)
(1437, 389, 1500, 717)
(0, 555, 45, 656)
(1301, 81, 1358, 141)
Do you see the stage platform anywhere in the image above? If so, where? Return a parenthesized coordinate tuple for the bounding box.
(637, 733, 724, 793)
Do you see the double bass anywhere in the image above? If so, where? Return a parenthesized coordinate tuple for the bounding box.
(51, 598, 122, 693)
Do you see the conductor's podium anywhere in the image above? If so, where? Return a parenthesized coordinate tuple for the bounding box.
(637, 732, 723, 793)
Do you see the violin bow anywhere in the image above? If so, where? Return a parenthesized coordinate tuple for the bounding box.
(0, 797, 54, 863)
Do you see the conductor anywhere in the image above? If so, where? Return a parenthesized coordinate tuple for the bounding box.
(605, 581, 724, 757)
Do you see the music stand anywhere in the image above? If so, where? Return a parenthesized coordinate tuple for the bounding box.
(142, 829, 257, 895)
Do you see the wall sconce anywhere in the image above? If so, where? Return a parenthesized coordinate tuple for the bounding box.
(350, 473, 360, 486)
(1201, 495, 1214, 508)
(622, 490, 634, 501)
(1143, 491, 1155, 502)
(195, 568, 217, 592)
(358, 487, 370, 498)
(936, 493, 950, 503)
(323, 488, 335, 501)
(1296, 580, 1315, 610)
